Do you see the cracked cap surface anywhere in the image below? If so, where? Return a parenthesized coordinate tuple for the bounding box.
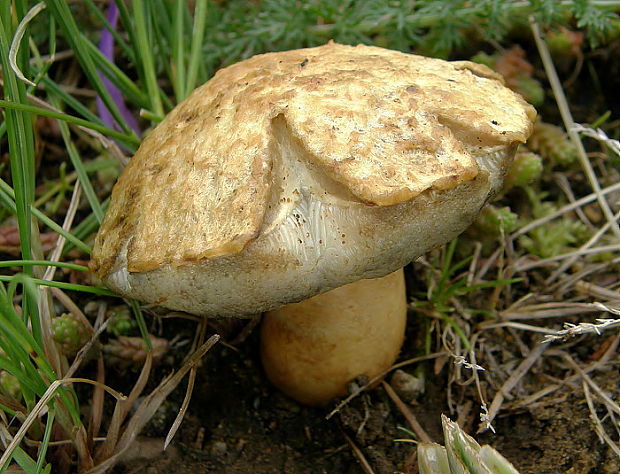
(90, 42, 536, 315)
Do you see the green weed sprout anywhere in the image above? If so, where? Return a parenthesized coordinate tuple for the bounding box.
(0, 370, 22, 400)
(418, 415, 520, 474)
(473, 205, 519, 237)
(106, 305, 137, 337)
(51, 313, 91, 357)
(519, 187, 589, 258)
(528, 121, 579, 168)
(470, 49, 544, 107)
(413, 240, 521, 349)
(504, 151, 544, 190)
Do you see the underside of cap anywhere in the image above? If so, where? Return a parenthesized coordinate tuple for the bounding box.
(91, 43, 536, 315)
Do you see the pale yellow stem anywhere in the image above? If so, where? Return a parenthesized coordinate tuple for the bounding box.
(260, 269, 407, 406)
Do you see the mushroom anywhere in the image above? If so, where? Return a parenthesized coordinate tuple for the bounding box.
(261, 269, 408, 405)
(90, 42, 536, 405)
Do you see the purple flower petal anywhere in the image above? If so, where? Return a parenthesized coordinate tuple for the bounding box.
(97, 3, 141, 136)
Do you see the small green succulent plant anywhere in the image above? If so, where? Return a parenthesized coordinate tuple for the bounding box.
(418, 415, 519, 474)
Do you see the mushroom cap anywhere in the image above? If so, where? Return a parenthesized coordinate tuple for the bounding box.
(90, 42, 536, 316)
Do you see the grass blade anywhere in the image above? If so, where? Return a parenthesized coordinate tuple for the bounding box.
(186, 0, 208, 96)
(0, 5, 40, 341)
(41, 77, 104, 125)
(35, 407, 55, 474)
(83, 0, 135, 61)
(0, 276, 118, 297)
(51, 99, 105, 223)
(0, 99, 139, 149)
(0, 260, 89, 272)
(44, 0, 134, 134)
(172, 0, 187, 101)
(83, 39, 150, 110)
(0, 178, 92, 254)
(131, 0, 164, 117)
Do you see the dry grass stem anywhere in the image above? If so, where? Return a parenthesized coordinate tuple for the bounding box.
(483, 341, 547, 431)
(555, 259, 620, 296)
(510, 181, 620, 239)
(164, 320, 208, 449)
(96, 352, 154, 462)
(37, 180, 84, 376)
(8, 3, 46, 87)
(593, 301, 620, 315)
(582, 381, 620, 458)
(530, 19, 620, 237)
(86, 334, 220, 473)
(514, 244, 620, 272)
(542, 319, 620, 342)
(562, 353, 620, 417)
(88, 356, 106, 449)
(466, 241, 482, 286)
(0, 377, 126, 469)
(382, 381, 432, 443)
(575, 281, 620, 301)
(515, 335, 618, 409)
(467, 349, 495, 433)
(500, 302, 604, 320)
(572, 124, 620, 156)
(343, 431, 377, 474)
(65, 318, 110, 380)
(555, 174, 593, 230)
(87, 306, 108, 444)
(481, 321, 560, 335)
(325, 352, 447, 420)
(44, 181, 82, 276)
(230, 314, 262, 345)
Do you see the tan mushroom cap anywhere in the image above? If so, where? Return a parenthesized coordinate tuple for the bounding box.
(91, 42, 536, 316)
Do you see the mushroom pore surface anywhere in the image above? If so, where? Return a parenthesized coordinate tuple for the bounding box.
(90, 42, 536, 316)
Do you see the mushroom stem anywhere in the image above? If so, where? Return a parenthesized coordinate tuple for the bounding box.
(260, 269, 407, 406)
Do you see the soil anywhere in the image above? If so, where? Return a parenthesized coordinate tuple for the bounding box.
(484, 389, 620, 474)
(108, 309, 620, 474)
(106, 41, 620, 474)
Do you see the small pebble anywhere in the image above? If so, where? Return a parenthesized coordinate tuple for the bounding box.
(390, 369, 424, 403)
(210, 440, 228, 456)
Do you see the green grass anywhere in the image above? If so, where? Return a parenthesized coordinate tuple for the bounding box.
(0, 1, 215, 470)
(1, 0, 619, 471)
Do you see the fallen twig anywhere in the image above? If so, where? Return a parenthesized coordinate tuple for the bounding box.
(542, 318, 620, 343)
(513, 335, 618, 409)
(342, 431, 376, 474)
(325, 352, 446, 420)
(481, 341, 547, 432)
(382, 381, 432, 444)
(582, 381, 620, 458)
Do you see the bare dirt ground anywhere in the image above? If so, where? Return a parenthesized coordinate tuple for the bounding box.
(108, 297, 620, 473)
